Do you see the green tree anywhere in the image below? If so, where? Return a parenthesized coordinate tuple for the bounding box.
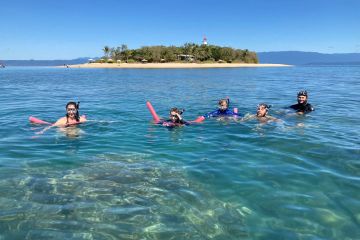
(102, 46, 110, 58)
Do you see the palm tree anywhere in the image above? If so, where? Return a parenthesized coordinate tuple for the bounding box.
(102, 46, 110, 58)
(120, 44, 129, 62)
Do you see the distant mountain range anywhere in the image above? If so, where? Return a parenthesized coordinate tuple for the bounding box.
(257, 51, 360, 65)
(0, 58, 91, 66)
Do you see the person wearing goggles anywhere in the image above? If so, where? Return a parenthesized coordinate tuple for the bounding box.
(242, 103, 280, 122)
(53, 101, 87, 126)
(203, 98, 239, 118)
(36, 101, 86, 135)
(290, 90, 314, 114)
(164, 108, 188, 126)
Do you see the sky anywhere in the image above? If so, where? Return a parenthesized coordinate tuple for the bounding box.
(1, 0, 359, 59)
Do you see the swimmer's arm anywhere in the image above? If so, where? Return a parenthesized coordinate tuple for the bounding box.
(238, 113, 254, 122)
(79, 115, 87, 123)
(268, 116, 284, 123)
(36, 118, 65, 135)
(204, 110, 218, 118)
(36, 124, 55, 135)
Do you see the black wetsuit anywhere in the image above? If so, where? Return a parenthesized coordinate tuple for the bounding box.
(290, 103, 314, 113)
(160, 118, 190, 127)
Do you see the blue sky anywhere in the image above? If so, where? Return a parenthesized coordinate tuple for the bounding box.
(1, 0, 359, 59)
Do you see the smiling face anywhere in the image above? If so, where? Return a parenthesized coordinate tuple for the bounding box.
(297, 95, 307, 104)
(66, 104, 77, 118)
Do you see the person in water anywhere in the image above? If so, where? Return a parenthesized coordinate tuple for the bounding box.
(290, 90, 314, 114)
(256, 103, 280, 122)
(203, 98, 239, 118)
(36, 102, 86, 134)
(241, 103, 280, 122)
(162, 108, 189, 126)
(53, 101, 86, 126)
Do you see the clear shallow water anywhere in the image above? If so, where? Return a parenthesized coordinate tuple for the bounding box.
(0, 66, 359, 239)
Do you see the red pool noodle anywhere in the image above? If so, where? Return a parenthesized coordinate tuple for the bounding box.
(191, 116, 205, 123)
(146, 101, 160, 123)
(29, 116, 52, 125)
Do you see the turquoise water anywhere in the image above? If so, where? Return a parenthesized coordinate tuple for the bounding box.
(0, 66, 359, 239)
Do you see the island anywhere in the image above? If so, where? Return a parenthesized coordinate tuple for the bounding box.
(68, 43, 291, 68)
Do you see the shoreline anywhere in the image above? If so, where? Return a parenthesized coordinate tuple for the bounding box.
(65, 62, 292, 69)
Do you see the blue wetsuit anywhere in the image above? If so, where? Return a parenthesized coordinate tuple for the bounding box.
(203, 109, 240, 118)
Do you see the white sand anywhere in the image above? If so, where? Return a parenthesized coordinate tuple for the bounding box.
(66, 62, 291, 69)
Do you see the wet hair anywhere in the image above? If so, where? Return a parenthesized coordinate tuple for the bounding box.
(66, 101, 80, 122)
(257, 103, 271, 111)
(297, 90, 308, 97)
(170, 107, 184, 115)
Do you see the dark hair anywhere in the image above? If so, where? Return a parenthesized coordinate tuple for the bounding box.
(257, 103, 271, 111)
(170, 107, 184, 115)
(66, 101, 80, 122)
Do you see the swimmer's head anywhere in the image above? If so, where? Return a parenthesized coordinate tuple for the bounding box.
(66, 101, 80, 121)
(297, 90, 308, 105)
(218, 99, 229, 111)
(169, 108, 184, 123)
(256, 103, 270, 117)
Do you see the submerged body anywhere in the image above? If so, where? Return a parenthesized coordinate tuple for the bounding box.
(53, 115, 87, 127)
(241, 103, 281, 123)
(161, 108, 189, 127)
(204, 109, 239, 118)
(35, 102, 86, 135)
(290, 103, 314, 114)
(204, 98, 240, 118)
(290, 91, 314, 114)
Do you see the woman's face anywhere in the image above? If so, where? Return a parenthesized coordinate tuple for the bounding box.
(66, 104, 77, 118)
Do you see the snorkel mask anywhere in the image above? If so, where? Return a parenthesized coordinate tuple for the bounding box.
(170, 108, 184, 122)
(66, 101, 80, 121)
(257, 103, 271, 117)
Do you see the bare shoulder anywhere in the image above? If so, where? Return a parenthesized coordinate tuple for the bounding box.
(54, 117, 67, 126)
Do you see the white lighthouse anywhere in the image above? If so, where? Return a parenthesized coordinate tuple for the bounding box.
(202, 36, 207, 45)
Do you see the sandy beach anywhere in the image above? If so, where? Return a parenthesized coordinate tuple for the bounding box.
(67, 62, 291, 69)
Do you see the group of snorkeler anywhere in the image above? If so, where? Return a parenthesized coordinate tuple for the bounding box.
(38, 90, 314, 133)
(161, 90, 314, 126)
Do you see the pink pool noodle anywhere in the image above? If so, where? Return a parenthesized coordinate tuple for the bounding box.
(146, 101, 160, 123)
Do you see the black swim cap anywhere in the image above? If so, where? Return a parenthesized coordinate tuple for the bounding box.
(297, 90, 308, 97)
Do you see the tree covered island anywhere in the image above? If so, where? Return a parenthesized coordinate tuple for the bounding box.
(97, 43, 258, 64)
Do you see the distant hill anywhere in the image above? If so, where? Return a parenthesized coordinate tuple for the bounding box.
(257, 51, 360, 65)
(0, 58, 91, 66)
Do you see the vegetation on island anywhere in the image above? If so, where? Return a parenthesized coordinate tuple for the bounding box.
(96, 43, 258, 64)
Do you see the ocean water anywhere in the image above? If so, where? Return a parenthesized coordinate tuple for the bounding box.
(0, 66, 359, 240)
